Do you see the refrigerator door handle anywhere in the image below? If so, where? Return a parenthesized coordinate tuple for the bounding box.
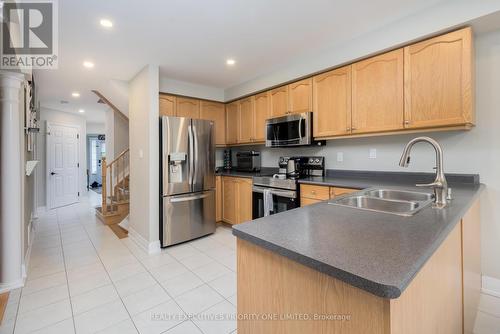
(169, 193, 210, 203)
(188, 123, 194, 187)
(192, 124, 199, 187)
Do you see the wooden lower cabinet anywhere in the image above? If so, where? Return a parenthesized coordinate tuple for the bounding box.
(300, 184, 358, 207)
(237, 199, 480, 333)
(222, 176, 253, 224)
(216, 176, 222, 222)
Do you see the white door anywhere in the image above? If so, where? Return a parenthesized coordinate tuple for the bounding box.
(47, 123, 80, 209)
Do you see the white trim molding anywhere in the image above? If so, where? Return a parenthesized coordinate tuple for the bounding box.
(36, 206, 47, 215)
(128, 226, 161, 255)
(482, 275, 500, 298)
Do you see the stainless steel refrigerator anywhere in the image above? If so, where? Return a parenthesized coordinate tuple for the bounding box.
(160, 116, 216, 247)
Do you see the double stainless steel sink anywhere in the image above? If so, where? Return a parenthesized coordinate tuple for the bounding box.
(329, 188, 435, 216)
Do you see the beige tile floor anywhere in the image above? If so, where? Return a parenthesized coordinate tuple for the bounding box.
(0, 191, 499, 333)
(0, 192, 236, 334)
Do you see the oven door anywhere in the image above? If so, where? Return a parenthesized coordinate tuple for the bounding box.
(252, 186, 298, 219)
(265, 112, 311, 147)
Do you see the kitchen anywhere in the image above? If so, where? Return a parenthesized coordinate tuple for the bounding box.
(2, 1, 500, 334)
(156, 25, 486, 333)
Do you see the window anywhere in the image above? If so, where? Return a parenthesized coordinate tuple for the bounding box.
(91, 139, 97, 174)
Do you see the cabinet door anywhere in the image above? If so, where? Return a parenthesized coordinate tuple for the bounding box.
(216, 176, 222, 222)
(288, 78, 313, 113)
(176, 97, 200, 119)
(225, 102, 239, 145)
(300, 197, 322, 207)
(330, 187, 358, 198)
(300, 184, 330, 200)
(352, 49, 404, 134)
(269, 86, 289, 117)
(313, 66, 352, 137)
(253, 92, 270, 142)
(159, 95, 176, 117)
(238, 97, 255, 143)
(222, 177, 237, 224)
(404, 27, 473, 129)
(200, 101, 226, 146)
(238, 178, 253, 224)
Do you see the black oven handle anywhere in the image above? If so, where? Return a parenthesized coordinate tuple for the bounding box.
(252, 186, 297, 199)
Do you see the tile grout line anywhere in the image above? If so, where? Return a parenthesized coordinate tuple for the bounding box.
(78, 215, 141, 334)
(126, 242, 236, 333)
(56, 207, 79, 334)
(121, 241, 208, 334)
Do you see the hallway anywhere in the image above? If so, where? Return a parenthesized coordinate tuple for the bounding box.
(0, 192, 237, 334)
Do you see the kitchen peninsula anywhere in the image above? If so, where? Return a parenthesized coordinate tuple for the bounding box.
(233, 172, 482, 334)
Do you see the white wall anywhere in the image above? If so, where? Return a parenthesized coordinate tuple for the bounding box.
(159, 77, 225, 102)
(86, 122, 105, 134)
(36, 108, 87, 209)
(104, 108, 129, 161)
(225, 1, 500, 100)
(232, 30, 500, 280)
(128, 65, 160, 252)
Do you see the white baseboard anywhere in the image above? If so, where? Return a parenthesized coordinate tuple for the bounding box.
(0, 279, 24, 294)
(482, 275, 500, 298)
(128, 227, 161, 255)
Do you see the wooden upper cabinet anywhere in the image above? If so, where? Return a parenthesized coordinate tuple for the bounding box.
(226, 101, 239, 145)
(253, 92, 270, 142)
(200, 101, 226, 145)
(288, 78, 313, 113)
(313, 66, 352, 138)
(352, 49, 404, 134)
(159, 94, 176, 117)
(238, 97, 255, 143)
(269, 85, 289, 117)
(176, 97, 200, 119)
(404, 27, 474, 129)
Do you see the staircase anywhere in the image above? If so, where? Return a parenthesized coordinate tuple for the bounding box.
(95, 148, 130, 225)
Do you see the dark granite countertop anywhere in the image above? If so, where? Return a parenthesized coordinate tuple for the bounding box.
(215, 167, 278, 178)
(232, 170, 484, 299)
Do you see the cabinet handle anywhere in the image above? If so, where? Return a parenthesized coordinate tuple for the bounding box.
(404, 120, 410, 125)
(351, 127, 357, 131)
(346, 127, 351, 132)
(311, 190, 316, 195)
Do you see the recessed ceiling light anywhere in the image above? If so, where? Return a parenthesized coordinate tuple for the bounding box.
(83, 61, 94, 69)
(71, 92, 80, 98)
(78, 109, 85, 113)
(100, 19, 113, 28)
(226, 59, 236, 66)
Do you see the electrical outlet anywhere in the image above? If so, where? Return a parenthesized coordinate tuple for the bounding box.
(369, 148, 377, 159)
(337, 152, 344, 162)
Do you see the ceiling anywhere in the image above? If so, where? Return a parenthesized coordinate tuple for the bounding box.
(35, 0, 453, 122)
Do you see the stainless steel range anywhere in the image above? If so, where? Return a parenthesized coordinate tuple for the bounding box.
(252, 156, 324, 219)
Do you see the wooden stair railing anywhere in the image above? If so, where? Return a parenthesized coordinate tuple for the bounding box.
(101, 148, 130, 215)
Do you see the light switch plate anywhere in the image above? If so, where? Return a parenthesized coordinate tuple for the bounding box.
(337, 152, 344, 162)
(369, 148, 377, 159)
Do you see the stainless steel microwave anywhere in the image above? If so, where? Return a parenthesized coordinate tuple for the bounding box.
(265, 112, 312, 147)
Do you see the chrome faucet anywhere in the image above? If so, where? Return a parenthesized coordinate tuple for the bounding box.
(399, 137, 448, 208)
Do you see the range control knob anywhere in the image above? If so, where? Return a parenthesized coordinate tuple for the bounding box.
(309, 158, 314, 163)
(315, 158, 320, 163)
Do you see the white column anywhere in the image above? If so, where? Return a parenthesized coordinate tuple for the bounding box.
(0, 70, 25, 292)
